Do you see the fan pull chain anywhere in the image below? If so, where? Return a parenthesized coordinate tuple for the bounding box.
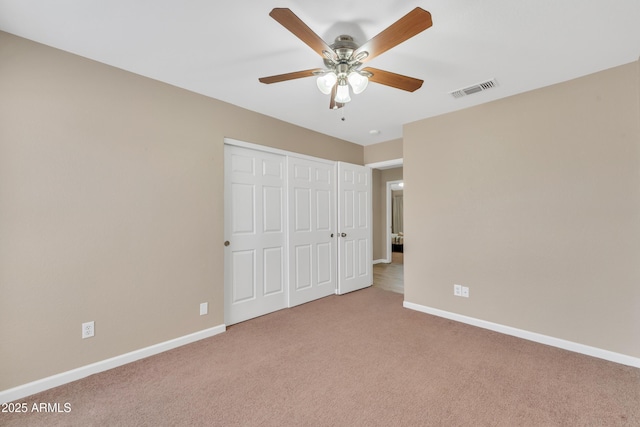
(339, 104, 347, 122)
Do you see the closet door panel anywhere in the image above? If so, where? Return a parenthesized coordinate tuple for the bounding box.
(224, 145, 287, 325)
(337, 162, 372, 294)
(289, 157, 337, 307)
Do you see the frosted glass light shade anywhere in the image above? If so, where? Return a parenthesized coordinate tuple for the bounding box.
(347, 72, 369, 94)
(335, 83, 351, 103)
(316, 72, 337, 95)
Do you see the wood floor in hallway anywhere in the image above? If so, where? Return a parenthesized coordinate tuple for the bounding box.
(373, 251, 403, 294)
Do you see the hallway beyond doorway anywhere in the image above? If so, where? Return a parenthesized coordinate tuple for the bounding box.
(373, 252, 403, 294)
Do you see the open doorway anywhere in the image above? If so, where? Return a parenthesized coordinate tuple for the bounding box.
(387, 179, 404, 266)
(368, 164, 404, 294)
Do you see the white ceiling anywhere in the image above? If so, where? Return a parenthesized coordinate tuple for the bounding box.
(1, 1, 639, 146)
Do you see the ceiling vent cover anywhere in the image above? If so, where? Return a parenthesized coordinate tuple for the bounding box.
(450, 79, 498, 98)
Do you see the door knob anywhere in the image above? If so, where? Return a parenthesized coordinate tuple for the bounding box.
(331, 233, 334, 238)
(341, 233, 347, 237)
(224, 241, 230, 247)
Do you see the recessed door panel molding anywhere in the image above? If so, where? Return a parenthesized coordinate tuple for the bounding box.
(231, 154, 255, 175)
(316, 167, 332, 184)
(317, 242, 332, 285)
(294, 164, 311, 181)
(358, 191, 368, 228)
(337, 162, 372, 294)
(294, 245, 312, 290)
(289, 156, 337, 307)
(232, 250, 256, 303)
(225, 145, 288, 325)
(344, 240, 355, 280)
(231, 183, 255, 235)
(358, 239, 368, 276)
(262, 158, 283, 179)
(263, 186, 283, 233)
(294, 187, 312, 232)
(343, 169, 355, 184)
(264, 247, 284, 296)
(344, 190, 355, 229)
(316, 190, 331, 231)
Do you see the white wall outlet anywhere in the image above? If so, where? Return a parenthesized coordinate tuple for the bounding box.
(461, 286, 470, 298)
(200, 302, 208, 316)
(454, 284, 462, 296)
(82, 321, 94, 339)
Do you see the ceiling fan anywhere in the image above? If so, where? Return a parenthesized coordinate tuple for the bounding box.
(259, 7, 433, 109)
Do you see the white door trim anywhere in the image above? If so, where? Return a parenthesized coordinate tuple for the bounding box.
(224, 138, 336, 166)
(386, 179, 403, 264)
(365, 158, 403, 170)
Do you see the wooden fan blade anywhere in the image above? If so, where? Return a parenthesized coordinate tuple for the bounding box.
(362, 67, 423, 92)
(353, 8, 432, 63)
(259, 69, 322, 84)
(329, 84, 345, 110)
(269, 8, 337, 61)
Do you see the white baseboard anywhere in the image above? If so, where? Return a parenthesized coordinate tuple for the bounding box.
(372, 259, 388, 264)
(403, 301, 640, 369)
(0, 324, 226, 404)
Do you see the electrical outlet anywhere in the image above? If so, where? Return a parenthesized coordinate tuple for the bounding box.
(82, 321, 94, 339)
(200, 302, 208, 316)
(454, 284, 462, 296)
(461, 286, 470, 298)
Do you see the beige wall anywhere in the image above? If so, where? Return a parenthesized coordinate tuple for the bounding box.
(372, 167, 403, 261)
(0, 32, 363, 391)
(364, 138, 402, 165)
(404, 61, 640, 358)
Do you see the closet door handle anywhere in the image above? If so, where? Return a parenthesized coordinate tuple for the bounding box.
(341, 233, 347, 237)
(331, 233, 334, 238)
(224, 241, 230, 247)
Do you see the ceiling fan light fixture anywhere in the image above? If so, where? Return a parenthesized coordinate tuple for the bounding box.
(347, 71, 369, 94)
(316, 72, 337, 95)
(335, 83, 351, 103)
(259, 8, 432, 110)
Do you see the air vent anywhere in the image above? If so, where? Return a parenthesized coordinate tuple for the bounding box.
(450, 79, 498, 98)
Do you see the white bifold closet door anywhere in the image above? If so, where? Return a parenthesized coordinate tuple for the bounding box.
(224, 143, 372, 325)
(288, 157, 337, 307)
(224, 145, 287, 325)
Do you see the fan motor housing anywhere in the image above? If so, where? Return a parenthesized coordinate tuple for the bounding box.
(324, 35, 358, 66)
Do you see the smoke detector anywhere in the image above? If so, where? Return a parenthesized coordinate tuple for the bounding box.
(450, 78, 498, 98)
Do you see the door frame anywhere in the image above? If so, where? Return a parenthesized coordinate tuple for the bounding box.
(365, 158, 404, 265)
(386, 179, 403, 264)
(225, 138, 337, 167)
